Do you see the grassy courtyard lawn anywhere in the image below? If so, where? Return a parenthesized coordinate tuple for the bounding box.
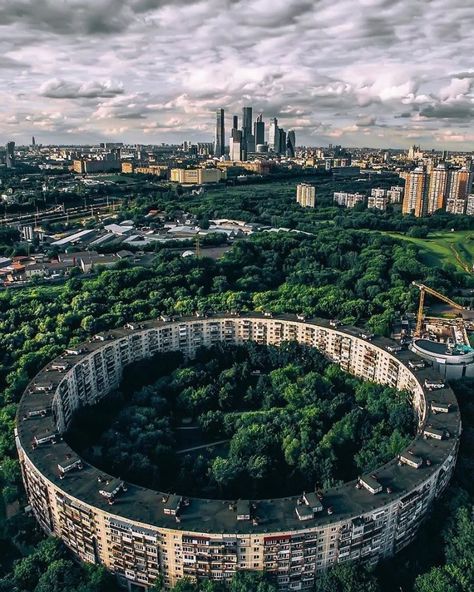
(385, 230, 474, 273)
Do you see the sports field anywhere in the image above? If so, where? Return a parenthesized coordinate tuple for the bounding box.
(385, 230, 474, 273)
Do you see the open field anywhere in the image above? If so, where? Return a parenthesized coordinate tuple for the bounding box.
(384, 230, 474, 273)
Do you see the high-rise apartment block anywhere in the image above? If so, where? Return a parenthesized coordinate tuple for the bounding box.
(445, 168, 473, 214)
(402, 167, 428, 217)
(296, 183, 316, 208)
(402, 166, 473, 217)
(426, 163, 449, 214)
(17, 314, 459, 592)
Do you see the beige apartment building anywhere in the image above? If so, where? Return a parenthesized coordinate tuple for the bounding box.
(402, 166, 473, 217)
(402, 167, 428, 217)
(170, 168, 225, 185)
(296, 184, 316, 208)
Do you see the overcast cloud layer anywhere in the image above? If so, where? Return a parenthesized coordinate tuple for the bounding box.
(1, 0, 473, 148)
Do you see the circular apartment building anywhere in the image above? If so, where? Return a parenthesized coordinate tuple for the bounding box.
(16, 314, 461, 592)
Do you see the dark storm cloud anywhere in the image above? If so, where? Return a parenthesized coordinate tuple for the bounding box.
(420, 101, 474, 120)
(0, 1, 126, 35)
(0, 0, 201, 35)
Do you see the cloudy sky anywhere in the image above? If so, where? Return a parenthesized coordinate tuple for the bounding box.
(0, 0, 473, 148)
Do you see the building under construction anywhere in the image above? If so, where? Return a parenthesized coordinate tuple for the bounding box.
(409, 282, 474, 379)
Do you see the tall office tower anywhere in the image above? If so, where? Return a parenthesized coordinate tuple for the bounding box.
(242, 107, 252, 135)
(254, 113, 265, 146)
(426, 163, 449, 214)
(241, 106, 254, 155)
(244, 134, 255, 156)
(278, 129, 286, 156)
(296, 183, 316, 208)
(269, 118, 279, 152)
(32, 136, 36, 147)
(5, 141, 15, 168)
(446, 167, 474, 214)
(214, 109, 225, 157)
(229, 129, 242, 162)
(233, 115, 238, 131)
(287, 130, 296, 157)
(402, 167, 428, 217)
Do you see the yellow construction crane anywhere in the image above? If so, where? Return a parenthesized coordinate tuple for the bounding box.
(195, 235, 201, 257)
(412, 281, 466, 337)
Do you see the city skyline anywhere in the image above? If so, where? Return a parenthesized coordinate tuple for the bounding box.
(0, 1, 473, 149)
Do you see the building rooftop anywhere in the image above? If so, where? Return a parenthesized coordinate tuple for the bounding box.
(16, 313, 461, 535)
(415, 339, 474, 357)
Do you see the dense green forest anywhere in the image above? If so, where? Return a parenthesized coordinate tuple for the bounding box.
(0, 226, 472, 591)
(67, 342, 414, 498)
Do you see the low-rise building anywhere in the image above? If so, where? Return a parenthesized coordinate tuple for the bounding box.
(333, 192, 365, 208)
(170, 168, 225, 184)
(78, 253, 120, 273)
(73, 159, 120, 174)
(387, 186, 404, 203)
(368, 194, 389, 211)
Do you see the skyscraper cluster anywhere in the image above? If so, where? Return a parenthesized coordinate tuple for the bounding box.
(402, 163, 474, 217)
(214, 107, 296, 161)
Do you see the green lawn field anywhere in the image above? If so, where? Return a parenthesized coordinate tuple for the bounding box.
(385, 230, 474, 273)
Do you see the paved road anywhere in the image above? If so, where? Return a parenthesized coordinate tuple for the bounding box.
(176, 440, 230, 455)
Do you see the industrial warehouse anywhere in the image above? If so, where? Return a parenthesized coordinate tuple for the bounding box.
(15, 314, 461, 591)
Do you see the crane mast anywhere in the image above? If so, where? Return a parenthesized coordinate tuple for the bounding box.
(412, 282, 466, 339)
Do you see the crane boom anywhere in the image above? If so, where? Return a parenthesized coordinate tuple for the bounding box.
(412, 282, 464, 310)
(412, 282, 466, 338)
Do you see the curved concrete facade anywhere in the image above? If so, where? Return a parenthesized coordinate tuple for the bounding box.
(16, 314, 461, 591)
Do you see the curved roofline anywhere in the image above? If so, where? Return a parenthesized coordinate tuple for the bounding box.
(16, 313, 461, 534)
